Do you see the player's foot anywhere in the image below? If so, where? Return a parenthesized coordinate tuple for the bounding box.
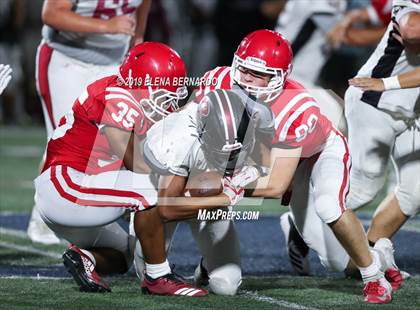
(63, 245, 111, 293)
(194, 258, 209, 287)
(142, 273, 208, 297)
(280, 212, 310, 276)
(363, 277, 392, 304)
(373, 238, 404, 291)
(27, 217, 60, 245)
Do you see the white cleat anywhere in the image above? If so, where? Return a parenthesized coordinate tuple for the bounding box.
(373, 238, 404, 291)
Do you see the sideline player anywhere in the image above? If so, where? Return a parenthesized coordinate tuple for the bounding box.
(34, 42, 209, 296)
(29, 0, 151, 244)
(0, 64, 12, 95)
(197, 29, 398, 304)
(135, 88, 270, 296)
(277, 0, 393, 277)
(344, 0, 420, 248)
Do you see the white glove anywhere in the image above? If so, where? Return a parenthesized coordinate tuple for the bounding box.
(0, 64, 12, 95)
(230, 166, 260, 188)
(222, 177, 244, 206)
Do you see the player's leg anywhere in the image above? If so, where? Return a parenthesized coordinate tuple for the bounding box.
(28, 43, 60, 244)
(289, 158, 350, 273)
(367, 123, 420, 242)
(35, 166, 157, 290)
(344, 86, 395, 210)
(132, 219, 178, 282)
(189, 219, 242, 296)
(311, 131, 393, 303)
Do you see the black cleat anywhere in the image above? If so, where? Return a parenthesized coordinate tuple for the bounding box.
(63, 245, 111, 293)
(280, 212, 311, 276)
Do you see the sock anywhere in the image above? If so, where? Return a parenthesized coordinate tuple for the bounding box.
(359, 250, 382, 283)
(80, 249, 96, 266)
(145, 260, 171, 279)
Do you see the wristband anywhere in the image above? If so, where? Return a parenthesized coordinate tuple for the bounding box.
(382, 76, 401, 91)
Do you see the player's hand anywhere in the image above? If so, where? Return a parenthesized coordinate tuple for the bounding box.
(105, 15, 135, 36)
(326, 22, 348, 49)
(348, 77, 385, 92)
(0, 64, 12, 95)
(230, 166, 260, 188)
(222, 177, 244, 206)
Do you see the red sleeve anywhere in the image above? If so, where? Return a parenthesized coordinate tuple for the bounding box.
(100, 91, 148, 136)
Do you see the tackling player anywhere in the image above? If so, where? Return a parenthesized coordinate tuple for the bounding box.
(196, 29, 400, 304)
(34, 42, 209, 296)
(29, 0, 152, 244)
(344, 0, 420, 253)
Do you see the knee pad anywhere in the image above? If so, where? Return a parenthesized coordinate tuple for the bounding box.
(208, 264, 242, 296)
(347, 168, 385, 210)
(314, 194, 343, 224)
(396, 186, 420, 217)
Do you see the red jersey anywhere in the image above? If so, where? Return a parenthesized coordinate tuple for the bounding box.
(196, 66, 332, 158)
(43, 76, 150, 174)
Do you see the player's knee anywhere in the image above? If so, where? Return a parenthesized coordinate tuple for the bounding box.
(314, 194, 342, 224)
(396, 186, 420, 217)
(208, 264, 242, 296)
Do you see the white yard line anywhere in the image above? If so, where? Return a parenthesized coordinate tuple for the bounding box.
(0, 275, 67, 280)
(241, 290, 320, 310)
(0, 240, 61, 259)
(0, 227, 67, 245)
(0, 227, 30, 238)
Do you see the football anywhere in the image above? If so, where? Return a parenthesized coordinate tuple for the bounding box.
(186, 171, 223, 197)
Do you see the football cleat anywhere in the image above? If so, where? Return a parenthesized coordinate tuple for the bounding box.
(63, 245, 111, 293)
(280, 212, 310, 276)
(373, 238, 404, 291)
(142, 273, 208, 297)
(363, 277, 392, 304)
(193, 258, 210, 287)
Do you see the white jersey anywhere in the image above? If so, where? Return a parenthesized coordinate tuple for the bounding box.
(275, 0, 347, 85)
(144, 104, 208, 177)
(42, 0, 142, 65)
(357, 0, 420, 115)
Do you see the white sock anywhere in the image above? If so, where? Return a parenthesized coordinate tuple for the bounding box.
(359, 251, 382, 283)
(145, 260, 171, 279)
(80, 249, 96, 266)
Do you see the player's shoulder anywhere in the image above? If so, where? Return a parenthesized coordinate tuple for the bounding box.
(202, 66, 232, 86)
(274, 79, 317, 109)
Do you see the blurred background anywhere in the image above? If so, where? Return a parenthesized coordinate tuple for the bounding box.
(0, 0, 375, 126)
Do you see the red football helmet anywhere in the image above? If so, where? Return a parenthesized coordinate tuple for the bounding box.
(232, 29, 293, 103)
(119, 42, 188, 122)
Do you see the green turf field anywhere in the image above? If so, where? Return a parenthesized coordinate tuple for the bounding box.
(1, 126, 419, 310)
